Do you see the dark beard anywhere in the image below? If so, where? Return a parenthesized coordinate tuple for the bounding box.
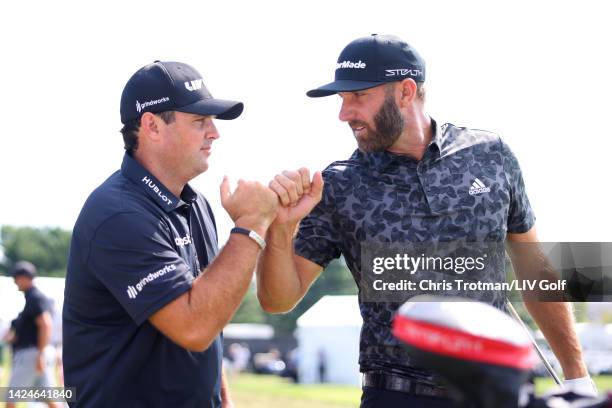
(352, 94, 404, 153)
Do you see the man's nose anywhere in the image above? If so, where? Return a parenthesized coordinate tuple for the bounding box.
(338, 99, 355, 122)
(206, 119, 220, 140)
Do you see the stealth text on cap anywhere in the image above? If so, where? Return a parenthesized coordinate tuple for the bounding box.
(142, 176, 174, 206)
(385, 68, 423, 77)
(336, 60, 367, 69)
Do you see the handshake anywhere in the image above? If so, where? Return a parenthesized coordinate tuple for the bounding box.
(220, 168, 324, 238)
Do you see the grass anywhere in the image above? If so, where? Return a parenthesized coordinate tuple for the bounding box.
(229, 374, 361, 408)
(535, 374, 612, 395)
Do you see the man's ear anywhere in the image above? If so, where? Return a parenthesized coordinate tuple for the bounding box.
(398, 78, 418, 107)
(139, 112, 162, 142)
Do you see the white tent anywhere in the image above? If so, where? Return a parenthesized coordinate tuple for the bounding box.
(295, 295, 362, 386)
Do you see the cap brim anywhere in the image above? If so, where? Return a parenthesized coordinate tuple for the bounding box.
(176, 98, 244, 120)
(306, 80, 383, 98)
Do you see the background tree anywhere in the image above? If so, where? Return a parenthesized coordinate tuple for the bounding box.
(1, 225, 71, 277)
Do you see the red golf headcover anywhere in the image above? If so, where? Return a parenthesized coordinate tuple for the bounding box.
(392, 296, 538, 370)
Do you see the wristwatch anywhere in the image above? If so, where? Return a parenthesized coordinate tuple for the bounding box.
(230, 227, 266, 250)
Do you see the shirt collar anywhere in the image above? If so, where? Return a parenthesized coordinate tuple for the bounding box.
(429, 118, 445, 158)
(120, 153, 197, 212)
(357, 117, 445, 172)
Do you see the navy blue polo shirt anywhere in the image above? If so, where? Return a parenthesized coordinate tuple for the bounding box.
(295, 119, 535, 384)
(14, 286, 52, 351)
(63, 153, 221, 408)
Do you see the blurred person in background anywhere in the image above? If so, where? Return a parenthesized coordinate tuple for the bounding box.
(7, 261, 59, 408)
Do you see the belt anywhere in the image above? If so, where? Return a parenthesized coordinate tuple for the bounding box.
(362, 372, 448, 398)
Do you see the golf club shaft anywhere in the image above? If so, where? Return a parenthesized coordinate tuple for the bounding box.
(505, 300, 563, 385)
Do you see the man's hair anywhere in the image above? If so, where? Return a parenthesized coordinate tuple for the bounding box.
(11, 260, 36, 279)
(120, 111, 176, 155)
(416, 82, 426, 102)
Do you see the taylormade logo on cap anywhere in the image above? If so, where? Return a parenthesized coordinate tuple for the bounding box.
(336, 60, 367, 69)
(307, 34, 426, 98)
(135, 97, 170, 113)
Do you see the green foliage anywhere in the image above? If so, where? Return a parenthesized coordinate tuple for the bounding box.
(1, 225, 71, 277)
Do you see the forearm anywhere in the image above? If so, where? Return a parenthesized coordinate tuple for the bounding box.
(187, 234, 261, 347)
(256, 223, 304, 313)
(507, 232, 588, 379)
(523, 300, 587, 379)
(36, 315, 52, 352)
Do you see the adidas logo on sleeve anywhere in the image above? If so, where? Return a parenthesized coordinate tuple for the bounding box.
(469, 178, 491, 195)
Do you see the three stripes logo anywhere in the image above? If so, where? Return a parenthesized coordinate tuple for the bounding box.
(469, 178, 491, 195)
(127, 285, 138, 299)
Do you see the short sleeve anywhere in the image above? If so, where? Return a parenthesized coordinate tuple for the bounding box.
(23, 295, 44, 319)
(88, 211, 194, 325)
(501, 140, 536, 233)
(294, 172, 342, 268)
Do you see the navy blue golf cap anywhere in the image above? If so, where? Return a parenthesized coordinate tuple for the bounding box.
(120, 61, 244, 123)
(307, 34, 426, 98)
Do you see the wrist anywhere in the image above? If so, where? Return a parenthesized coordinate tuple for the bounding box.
(267, 222, 299, 249)
(230, 227, 266, 250)
(234, 217, 270, 238)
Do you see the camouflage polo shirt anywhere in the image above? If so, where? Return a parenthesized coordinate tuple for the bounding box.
(294, 119, 535, 383)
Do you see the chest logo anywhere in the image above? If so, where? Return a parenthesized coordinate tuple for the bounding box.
(175, 235, 192, 248)
(469, 178, 491, 195)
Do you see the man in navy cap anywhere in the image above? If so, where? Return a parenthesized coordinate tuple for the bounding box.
(257, 35, 595, 406)
(63, 61, 278, 407)
(6, 261, 58, 408)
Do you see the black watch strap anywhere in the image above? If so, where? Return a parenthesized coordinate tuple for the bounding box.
(230, 227, 266, 250)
